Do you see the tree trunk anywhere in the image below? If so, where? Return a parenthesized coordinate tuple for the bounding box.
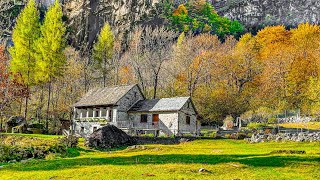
(153, 75, 158, 99)
(45, 81, 52, 133)
(103, 72, 106, 87)
(24, 94, 28, 119)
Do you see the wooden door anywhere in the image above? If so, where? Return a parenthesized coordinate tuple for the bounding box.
(152, 114, 159, 123)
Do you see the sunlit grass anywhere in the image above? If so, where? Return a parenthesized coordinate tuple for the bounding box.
(0, 133, 63, 139)
(1, 138, 319, 180)
(279, 122, 320, 130)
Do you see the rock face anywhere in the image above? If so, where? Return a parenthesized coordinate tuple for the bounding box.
(63, 0, 159, 52)
(88, 124, 136, 148)
(2, 0, 319, 49)
(212, 0, 320, 29)
(62, 0, 320, 51)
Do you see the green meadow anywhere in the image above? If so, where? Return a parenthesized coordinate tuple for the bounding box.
(1, 134, 319, 180)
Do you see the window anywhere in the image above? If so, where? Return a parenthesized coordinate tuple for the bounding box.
(109, 109, 113, 121)
(186, 116, 191, 125)
(81, 127, 84, 133)
(141, 114, 148, 123)
(95, 110, 99, 117)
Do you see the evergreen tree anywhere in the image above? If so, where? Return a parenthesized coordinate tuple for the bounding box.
(9, 0, 40, 119)
(93, 23, 114, 87)
(35, 0, 66, 131)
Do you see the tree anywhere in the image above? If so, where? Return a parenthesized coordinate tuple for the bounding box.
(126, 26, 148, 94)
(35, 0, 66, 131)
(287, 23, 320, 111)
(92, 23, 114, 87)
(142, 26, 177, 99)
(0, 46, 27, 131)
(255, 26, 292, 111)
(9, 0, 40, 119)
(166, 1, 244, 37)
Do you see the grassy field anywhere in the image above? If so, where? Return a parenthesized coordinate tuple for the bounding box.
(0, 133, 63, 139)
(1, 135, 320, 180)
(279, 122, 320, 130)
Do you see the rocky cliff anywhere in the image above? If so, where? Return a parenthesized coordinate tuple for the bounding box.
(63, 0, 320, 51)
(212, 0, 320, 29)
(2, 0, 319, 50)
(63, 0, 159, 52)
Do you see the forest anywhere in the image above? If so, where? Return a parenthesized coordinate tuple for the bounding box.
(0, 0, 320, 132)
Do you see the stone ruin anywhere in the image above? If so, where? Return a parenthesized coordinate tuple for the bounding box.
(5, 116, 27, 133)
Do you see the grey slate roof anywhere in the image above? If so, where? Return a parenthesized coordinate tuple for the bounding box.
(72, 84, 137, 107)
(129, 97, 190, 112)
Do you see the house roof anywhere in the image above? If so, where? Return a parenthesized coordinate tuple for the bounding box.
(129, 97, 191, 112)
(72, 84, 138, 107)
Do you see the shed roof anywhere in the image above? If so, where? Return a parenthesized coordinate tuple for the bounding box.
(72, 84, 137, 107)
(129, 97, 190, 112)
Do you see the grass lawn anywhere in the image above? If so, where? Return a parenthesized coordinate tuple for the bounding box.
(279, 122, 320, 130)
(0, 133, 63, 139)
(1, 136, 320, 180)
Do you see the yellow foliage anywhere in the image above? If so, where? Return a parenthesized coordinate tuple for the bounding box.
(173, 4, 188, 16)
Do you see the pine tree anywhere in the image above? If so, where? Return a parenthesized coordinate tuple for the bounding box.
(35, 0, 66, 131)
(93, 23, 114, 87)
(9, 0, 40, 119)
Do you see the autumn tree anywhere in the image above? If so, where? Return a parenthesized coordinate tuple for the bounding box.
(255, 25, 292, 111)
(0, 46, 26, 131)
(93, 23, 114, 87)
(35, 0, 66, 131)
(126, 26, 148, 94)
(165, 1, 244, 37)
(287, 23, 320, 111)
(142, 26, 177, 99)
(9, 0, 40, 119)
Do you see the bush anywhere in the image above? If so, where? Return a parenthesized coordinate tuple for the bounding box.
(59, 135, 79, 148)
(227, 133, 248, 140)
(0, 134, 69, 163)
(267, 117, 277, 124)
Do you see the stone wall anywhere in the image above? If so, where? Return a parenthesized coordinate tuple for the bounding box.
(178, 99, 198, 134)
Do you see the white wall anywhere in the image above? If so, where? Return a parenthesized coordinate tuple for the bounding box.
(178, 99, 198, 135)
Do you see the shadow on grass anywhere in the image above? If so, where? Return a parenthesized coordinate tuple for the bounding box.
(9, 154, 320, 171)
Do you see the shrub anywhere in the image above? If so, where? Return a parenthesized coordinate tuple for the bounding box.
(59, 135, 79, 148)
(268, 117, 277, 124)
(264, 128, 272, 134)
(0, 134, 69, 163)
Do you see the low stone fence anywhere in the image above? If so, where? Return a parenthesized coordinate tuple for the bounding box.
(247, 132, 320, 143)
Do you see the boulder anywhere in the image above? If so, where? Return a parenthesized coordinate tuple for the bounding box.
(88, 124, 136, 149)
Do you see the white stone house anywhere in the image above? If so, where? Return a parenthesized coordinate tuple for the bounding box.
(71, 84, 200, 136)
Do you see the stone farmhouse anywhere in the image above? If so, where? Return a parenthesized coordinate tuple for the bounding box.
(71, 84, 200, 136)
